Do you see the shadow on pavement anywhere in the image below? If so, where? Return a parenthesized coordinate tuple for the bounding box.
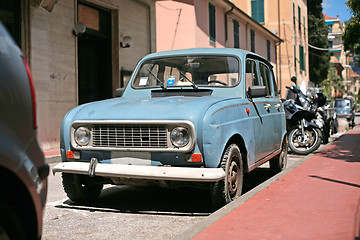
(317, 132, 360, 163)
(55, 167, 277, 216)
(309, 175, 360, 188)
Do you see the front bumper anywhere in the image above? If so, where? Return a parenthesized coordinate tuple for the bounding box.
(52, 161, 225, 182)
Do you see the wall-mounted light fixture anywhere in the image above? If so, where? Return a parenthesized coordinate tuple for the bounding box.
(37, 0, 59, 12)
(120, 36, 132, 48)
(72, 22, 86, 37)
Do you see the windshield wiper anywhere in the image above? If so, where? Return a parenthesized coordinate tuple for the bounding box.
(147, 68, 166, 89)
(177, 68, 198, 89)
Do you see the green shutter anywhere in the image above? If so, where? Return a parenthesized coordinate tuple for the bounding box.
(251, 0, 264, 23)
(293, 3, 295, 25)
(294, 45, 297, 70)
(209, 3, 216, 41)
(299, 45, 305, 71)
(233, 20, 239, 48)
(251, 30, 255, 52)
(298, 6, 301, 31)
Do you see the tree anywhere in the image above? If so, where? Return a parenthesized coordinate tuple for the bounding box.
(308, 0, 330, 84)
(343, 0, 360, 54)
(320, 66, 345, 98)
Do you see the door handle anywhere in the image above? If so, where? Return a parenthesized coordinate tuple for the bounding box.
(264, 104, 271, 110)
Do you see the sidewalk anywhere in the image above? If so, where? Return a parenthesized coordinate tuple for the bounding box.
(185, 125, 360, 240)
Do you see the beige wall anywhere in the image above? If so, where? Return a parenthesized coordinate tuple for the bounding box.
(30, 0, 155, 150)
(233, 0, 309, 97)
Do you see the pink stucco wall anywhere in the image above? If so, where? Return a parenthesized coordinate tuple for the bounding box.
(156, 0, 225, 51)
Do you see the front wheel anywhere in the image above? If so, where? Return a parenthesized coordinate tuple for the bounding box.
(62, 173, 103, 204)
(288, 127, 322, 155)
(210, 144, 243, 209)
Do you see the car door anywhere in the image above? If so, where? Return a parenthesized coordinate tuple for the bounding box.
(258, 61, 283, 153)
(245, 58, 269, 162)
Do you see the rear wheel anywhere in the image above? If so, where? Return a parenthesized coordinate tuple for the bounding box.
(0, 199, 26, 240)
(210, 144, 243, 209)
(270, 138, 288, 174)
(288, 127, 322, 155)
(62, 173, 103, 204)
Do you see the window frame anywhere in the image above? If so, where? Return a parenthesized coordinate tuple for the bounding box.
(259, 61, 273, 97)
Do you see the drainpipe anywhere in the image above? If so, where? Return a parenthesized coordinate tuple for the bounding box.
(277, 0, 282, 94)
(225, 6, 234, 48)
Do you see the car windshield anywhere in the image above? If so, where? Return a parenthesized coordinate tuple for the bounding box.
(334, 99, 351, 108)
(132, 56, 240, 89)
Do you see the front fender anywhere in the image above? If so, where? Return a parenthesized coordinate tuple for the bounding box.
(201, 99, 255, 168)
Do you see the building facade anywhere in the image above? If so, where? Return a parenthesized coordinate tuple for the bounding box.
(325, 13, 360, 100)
(0, 0, 156, 150)
(232, 0, 309, 97)
(155, 0, 281, 71)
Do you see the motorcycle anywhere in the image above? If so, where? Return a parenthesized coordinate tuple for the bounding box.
(283, 80, 322, 155)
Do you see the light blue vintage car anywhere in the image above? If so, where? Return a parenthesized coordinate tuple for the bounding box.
(53, 48, 287, 208)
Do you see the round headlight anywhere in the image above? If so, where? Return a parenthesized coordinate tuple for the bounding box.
(74, 127, 91, 146)
(171, 127, 190, 147)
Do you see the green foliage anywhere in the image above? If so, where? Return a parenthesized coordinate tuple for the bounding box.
(343, 0, 360, 54)
(320, 66, 345, 98)
(308, 0, 330, 84)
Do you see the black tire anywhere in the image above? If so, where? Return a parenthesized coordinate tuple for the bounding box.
(0, 199, 26, 240)
(322, 125, 330, 144)
(210, 144, 243, 209)
(288, 127, 322, 155)
(62, 173, 103, 204)
(270, 138, 288, 174)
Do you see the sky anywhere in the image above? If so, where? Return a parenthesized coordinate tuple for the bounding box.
(322, 0, 352, 22)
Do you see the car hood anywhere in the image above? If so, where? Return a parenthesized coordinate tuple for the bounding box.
(67, 96, 226, 123)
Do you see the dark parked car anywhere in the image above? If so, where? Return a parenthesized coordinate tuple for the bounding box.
(333, 98, 356, 127)
(0, 22, 48, 239)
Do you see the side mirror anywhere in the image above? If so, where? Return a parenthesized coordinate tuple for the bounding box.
(115, 88, 125, 97)
(248, 86, 267, 98)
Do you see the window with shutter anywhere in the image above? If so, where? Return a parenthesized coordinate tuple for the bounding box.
(233, 19, 239, 48)
(209, 3, 216, 42)
(251, 0, 264, 23)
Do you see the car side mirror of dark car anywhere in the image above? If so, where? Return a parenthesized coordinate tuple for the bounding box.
(115, 88, 125, 97)
(248, 86, 267, 98)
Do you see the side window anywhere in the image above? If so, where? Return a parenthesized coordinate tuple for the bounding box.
(259, 62, 272, 96)
(270, 68, 279, 96)
(245, 59, 259, 91)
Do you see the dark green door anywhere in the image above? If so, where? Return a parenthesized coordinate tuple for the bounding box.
(78, 1, 112, 104)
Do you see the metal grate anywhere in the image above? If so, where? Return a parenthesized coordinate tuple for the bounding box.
(92, 125, 168, 148)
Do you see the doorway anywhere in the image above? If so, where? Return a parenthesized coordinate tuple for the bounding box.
(77, 1, 112, 104)
(0, 0, 21, 47)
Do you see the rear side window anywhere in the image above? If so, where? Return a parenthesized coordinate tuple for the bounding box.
(245, 59, 259, 91)
(259, 62, 272, 97)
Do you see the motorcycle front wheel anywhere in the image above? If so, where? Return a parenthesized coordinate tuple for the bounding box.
(288, 127, 322, 155)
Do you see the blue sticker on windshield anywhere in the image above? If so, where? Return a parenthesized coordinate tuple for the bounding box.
(167, 77, 175, 86)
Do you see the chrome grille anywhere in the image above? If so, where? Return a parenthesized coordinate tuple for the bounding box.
(92, 125, 168, 148)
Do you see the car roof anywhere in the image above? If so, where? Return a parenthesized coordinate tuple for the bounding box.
(142, 48, 266, 62)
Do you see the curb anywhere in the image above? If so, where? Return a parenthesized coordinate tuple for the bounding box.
(46, 155, 61, 164)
